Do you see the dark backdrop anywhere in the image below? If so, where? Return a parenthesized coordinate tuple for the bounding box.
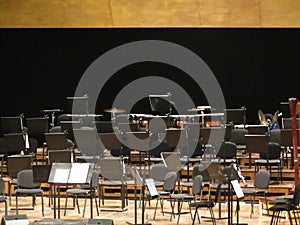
(0, 28, 299, 124)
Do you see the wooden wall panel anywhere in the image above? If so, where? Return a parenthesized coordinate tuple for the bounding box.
(0, 0, 300, 27)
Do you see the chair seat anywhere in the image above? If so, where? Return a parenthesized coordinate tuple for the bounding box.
(242, 189, 264, 195)
(190, 201, 214, 208)
(16, 188, 43, 194)
(101, 181, 126, 186)
(255, 159, 280, 164)
(181, 181, 193, 188)
(158, 190, 171, 196)
(66, 188, 90, 195)
(170, 193, 195, 200)
(10, 179, 18, 185)
(269, 203, 294, 211)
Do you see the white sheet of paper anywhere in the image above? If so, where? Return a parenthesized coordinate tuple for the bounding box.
(231, 179, 244, 198)
(68, 163, 90, 183)
(53, 168, 70, 183)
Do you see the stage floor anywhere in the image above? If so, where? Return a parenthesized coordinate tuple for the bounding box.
(0, 194, 295, 225)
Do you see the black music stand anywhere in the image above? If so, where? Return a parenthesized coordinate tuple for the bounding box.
(48, 162, 94, 219)
(245, 134, 268, 168)
(224, 108, 246, 126)
(3, 133, 26, 156)
(99, 132, 129, 160)
(246, 125, 269, 135)
(1, 116, 24, 134)
(219, 165, 247, 225)
(125, 132, 150, 176)
(127, 166, 152, 225)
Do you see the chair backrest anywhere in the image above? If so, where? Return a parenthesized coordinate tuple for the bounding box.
(48, 150, 72, 164)
(292, 181, 300, 206)
(7, 155, 32, 178)
(98, 158, 124, 181)
(192, 175, 203, 196)
(149, 163, 168, 182)
(217, 141, 237, 159)
(163, 171, 177, 192)
(230, 129, 248, 145)
(17, 169, 40, 189)
(260, 142, 282, 159)
(269, 129, 281, 145)
(254, 170, 270, 189)
(25, 117, 49, 146)
(0, 178, 5, 195)
(82, 170, 100, 189)
(90, 171, 100, 189)
(32, 164, 52, 183)
(45, 132, 68, 150)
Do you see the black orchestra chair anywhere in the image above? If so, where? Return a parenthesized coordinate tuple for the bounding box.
(25, 117, 49, 148)
(0, 178, 8, 215)
(169, 175, 204, 224)
(269, 181, 300, 225)
(152, 171, 178, 220)
(15, 169, 44, 216)
(215, 141, 238, 166)
(242, 170, 271, 217)
(98, 157, 128, 211)
(230, 128, 249, 152)
(64, 170, 100, 217)
(189, 183, 220, 225)
(6, 155, 33, 205)
(254, 142, 283, 183)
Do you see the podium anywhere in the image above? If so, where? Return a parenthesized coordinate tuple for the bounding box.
(48, 163, 94, 219)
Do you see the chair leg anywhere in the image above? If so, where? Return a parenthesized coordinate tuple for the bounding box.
(208, 207, 216, 225)
(192, 207, 198, 225)
(15, 194, 18, 215)
(153, 198, 159, 220)
(94, 193, 99, 216)
(76, 195, 80, 214)
(64, 193, 69, 216)
(41, 193, 44, 217)
(82, 196, 87, 217)
(4, 200, 7, 215)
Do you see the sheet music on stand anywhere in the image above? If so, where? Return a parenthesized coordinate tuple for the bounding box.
(145, 178, 158, 198)
(49, 163, 94, 184)
(231, 180, 244, 199)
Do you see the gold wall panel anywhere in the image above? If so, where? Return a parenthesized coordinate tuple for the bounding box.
(0, 0, 300, 27)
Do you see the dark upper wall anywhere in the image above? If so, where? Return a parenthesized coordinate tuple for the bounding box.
(0, 28, 299, 124)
